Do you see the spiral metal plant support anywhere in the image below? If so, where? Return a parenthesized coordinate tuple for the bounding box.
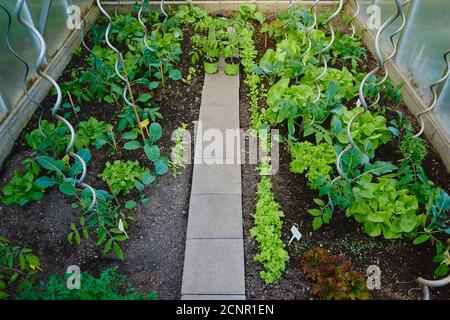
(80, 17, 96, 57)
(138, 0, 155, 53)
(160, 0, 168, 23)
(374, 0, 410, 87)
(15, 0, 97, 212)
(0, 4, 45, 137)
(358, 0, 406, 111)
(300, 0, 319, 65)
(95, 0, 145, 141)
(327, 0, 407, 212)
(311, 0, 343, 103)
(417, 274, 450, 300)
(413, 50, 450, 138)
(347, 0, 359, 39)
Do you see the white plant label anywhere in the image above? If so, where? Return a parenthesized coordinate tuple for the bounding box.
(288, 225, 302, 245)
(118, 219, 129, 238)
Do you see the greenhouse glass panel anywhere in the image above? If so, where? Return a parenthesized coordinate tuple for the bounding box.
(27, 0, 44, 28)
(0, 92, 8, 124)
(71, 0, 93, 12)
(435, 78, 450, 135)
(42, 0, 72, 58)
(356, 0, 375, 29)
(374, 0, 411, 54)
(0, 1, 39, 107)
(395, 0, 450, 104)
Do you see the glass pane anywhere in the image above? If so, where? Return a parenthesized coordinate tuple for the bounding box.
(357, 0, 376, 32)
(395, 0, 450, 104)
(42, 0, 72, 58)
(0, 92, 8, 124)
(0, 2, 40, 107)
(27, 0, 44, 26)
(71, 0, 93, 13)
(435, 77, 450, 135)
(374, 0, 411, 54)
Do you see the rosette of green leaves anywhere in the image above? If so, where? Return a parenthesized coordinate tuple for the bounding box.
(346, 174, 424, 239)
(331, 105, 391, 159)
(289, 141, 336, 190)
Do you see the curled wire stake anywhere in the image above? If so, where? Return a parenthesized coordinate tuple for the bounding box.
(348, 0, 360, 39)
(312, 0, 344, 103)
(138, 0, 155, 53)
(288, 0, 295, 9)
(95, 0, 145, 141)
(0, 4, 45, 137)
(414, 50, 450, 138)
(160, 0, 168, 23)
(15, 0, 97, 212)
(374, 0, 410, 86)
(80, 17, 95, 57)
(300, 0, 319, 65)
(417, 275, 450, 300)
(359, 0, 404, 110)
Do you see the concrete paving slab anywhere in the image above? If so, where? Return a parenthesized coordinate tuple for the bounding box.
(194, 127, 242, 162)
(187, 194, 243, 239)
(190, 163, 241, 194)
(199, 106, 240, 129)
(181, 239, 245, 295)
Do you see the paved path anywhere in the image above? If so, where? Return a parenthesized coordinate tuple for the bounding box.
(181, 58, 245, 300)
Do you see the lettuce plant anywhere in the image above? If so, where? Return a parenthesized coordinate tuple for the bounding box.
(1, 171, 44, 207)
(346, 174, 424, 239)
(265, 77, 314, 125)
(76, 117, 113, 150)
(331, 105, 391, 159)
(289, 141, 336, 190)
(99, 160, 149, 196)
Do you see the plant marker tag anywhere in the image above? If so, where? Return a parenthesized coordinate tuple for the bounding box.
(356, 98, 361, 107)
(63, 154, 70, 166)
(139, 118, 150, 129)
(288, 225, 302, 245)
(118, 219, 129, 238)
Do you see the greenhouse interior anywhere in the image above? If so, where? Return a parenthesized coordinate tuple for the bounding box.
(0, 0, 449, 303)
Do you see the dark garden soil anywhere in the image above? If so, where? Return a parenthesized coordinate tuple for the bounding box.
(241, 21, 450, 300)
(0, 25, 203, 299)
